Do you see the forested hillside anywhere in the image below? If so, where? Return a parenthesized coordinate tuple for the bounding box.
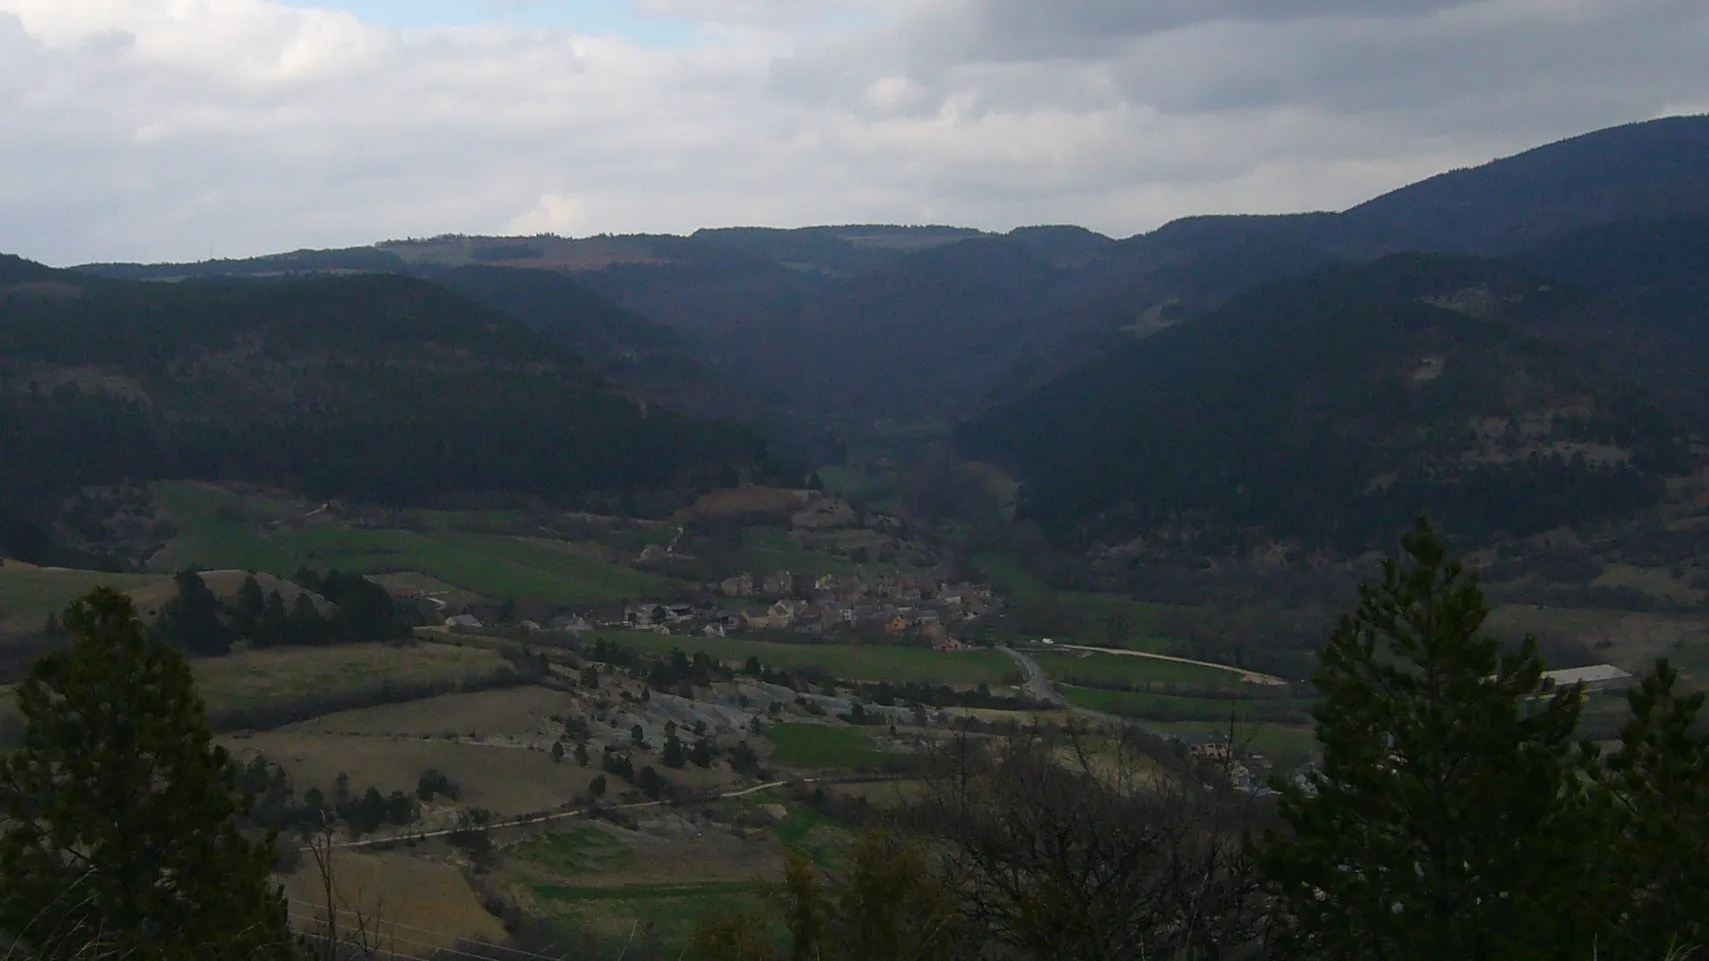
(961, 255, 1697, 554)
(0, 258, 775, 561)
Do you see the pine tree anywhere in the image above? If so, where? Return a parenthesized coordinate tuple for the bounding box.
(663, 735, 686, 769)
(232, 574, 265, 638)
(1261, 518, 1585, 960)
(1580, 659, 1709, 960)
(0, 588, 294, 960)
(257, 589, 289, 649)
(288, 592, 328, 646)
(152, 569, 233, 656)
(574, 742, 590, 767)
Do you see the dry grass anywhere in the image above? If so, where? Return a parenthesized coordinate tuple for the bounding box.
(193, 642, 512, 720)
(282, 848, 508, 950)
(224, 730, 599, 816)
(296, 686, 578, 740)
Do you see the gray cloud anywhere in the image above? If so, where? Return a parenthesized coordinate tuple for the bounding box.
(0, 0, 1704, 265)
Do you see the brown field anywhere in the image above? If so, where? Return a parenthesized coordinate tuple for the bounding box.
(674, 486, 808, 520)
(282, 848, 508, 951)
(224, 730, 598, 816)
(299, 686, 579, 741)
(194, 642, 515, 719)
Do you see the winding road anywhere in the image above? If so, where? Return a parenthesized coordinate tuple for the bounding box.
(999, 646, 1171, 736)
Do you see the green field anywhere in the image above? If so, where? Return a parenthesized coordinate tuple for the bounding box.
(520, 880, 768, 953)
(766, 723, 887, 770)
(154, 482, 678, 605)
(1160, 720, 1319, 767)
(1061, 685, 1310, 724)
(736, 527, 858, 577)
(509, 826, 635, 876)
(0, 565, 163, 630)
(584, 630, 1020, 686)
(1033, 651, 1252, 691)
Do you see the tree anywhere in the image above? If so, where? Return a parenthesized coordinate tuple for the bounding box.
(663, 735, 686, 769)
(574, 742, 590, 768)
(151, 568, 233, 656)
(696, 833, 960, 961)
(1578, 659, 1709, 960)
(916, 721, 1268, 960)
(631, 723, 646, 746)
(588, 774, 607, 799)
(690, 737, 713, 768)
(233, 574, 265, 637)
(289, 592, 329, 646)
(1262, 518, 1585, 961)
(257, 589, 289, 648)
(551, 740, 565, 763)
(0, 588, 293, 960)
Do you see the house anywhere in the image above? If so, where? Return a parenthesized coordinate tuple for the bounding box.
(884, 614, 909, 635)
(550, 614, 592, 632)
(552, 614, 592, 632)
(703, 621, 727, 638)
(1542, 664, 1634, 693)
(933, 635, 968, 652)
(762, 570, 795, 596)
(719, 573, 755, 597)
(624, 604, 669, 629)
(444, 614, 483, 629)
(664, 603, 697, 622)
(389, 586, 423, 600)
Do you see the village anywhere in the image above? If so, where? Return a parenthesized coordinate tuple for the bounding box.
(439, 568, 1003, 653)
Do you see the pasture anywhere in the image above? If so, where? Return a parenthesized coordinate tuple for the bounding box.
(152, 481, 680, 605)
(585, 630, 1020, 686)
(765, 723, 886, 770)
(1060, 685, 1309, 724)
(1033, 650, 1256, 690)
(282, 849, 509, 951)
(0, 562, 162, 635)
(193, 641, 518, 727)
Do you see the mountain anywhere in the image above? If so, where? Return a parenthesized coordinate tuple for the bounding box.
(0, 258, 776, 561)
(960, 255, 1697, 556)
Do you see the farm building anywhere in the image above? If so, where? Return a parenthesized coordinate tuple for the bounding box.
(1542, 664, 1634, 693)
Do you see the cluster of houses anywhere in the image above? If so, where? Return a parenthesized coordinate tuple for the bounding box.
(614, 570, 1001, 650)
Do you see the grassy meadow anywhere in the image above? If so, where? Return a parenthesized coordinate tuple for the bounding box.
(1032, 650, 1254, 690)
(0, 563, 163, 634)
(765, 723, 887, 769)
(152, 481, 680, 606)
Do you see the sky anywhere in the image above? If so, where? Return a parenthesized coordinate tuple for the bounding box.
(1, 0, 1706, 265)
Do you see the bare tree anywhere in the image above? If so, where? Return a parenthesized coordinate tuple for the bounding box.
(306, 816, 393, 961)
(910, 719, 1274, 961)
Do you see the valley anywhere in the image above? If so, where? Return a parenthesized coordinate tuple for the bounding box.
(4, 114, 1709, 959)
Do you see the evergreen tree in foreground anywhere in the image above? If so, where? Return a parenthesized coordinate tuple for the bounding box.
(1578, 660, 1709, 960)
(0, 588, 295, 960)
(1262, 517, 1585, 960)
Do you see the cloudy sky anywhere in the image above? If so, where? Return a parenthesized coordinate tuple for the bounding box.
(1, 0, 1705, 265)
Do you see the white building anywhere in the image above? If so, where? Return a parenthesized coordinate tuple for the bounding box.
(1542, 664, 1634, 693)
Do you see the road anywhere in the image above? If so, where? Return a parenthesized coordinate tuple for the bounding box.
(1050, 643, 1290, 687)
(999, 645, 1170, 737)
(308, 774, 890, 851)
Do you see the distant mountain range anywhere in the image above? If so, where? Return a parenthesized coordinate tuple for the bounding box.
(26, 113, 1709, 556)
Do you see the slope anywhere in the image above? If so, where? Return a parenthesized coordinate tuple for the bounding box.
(0, 260, 774, 560)
(961, 255, 1697, 555)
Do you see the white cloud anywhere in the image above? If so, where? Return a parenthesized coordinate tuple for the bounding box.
(0, 0, 1704, 264)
